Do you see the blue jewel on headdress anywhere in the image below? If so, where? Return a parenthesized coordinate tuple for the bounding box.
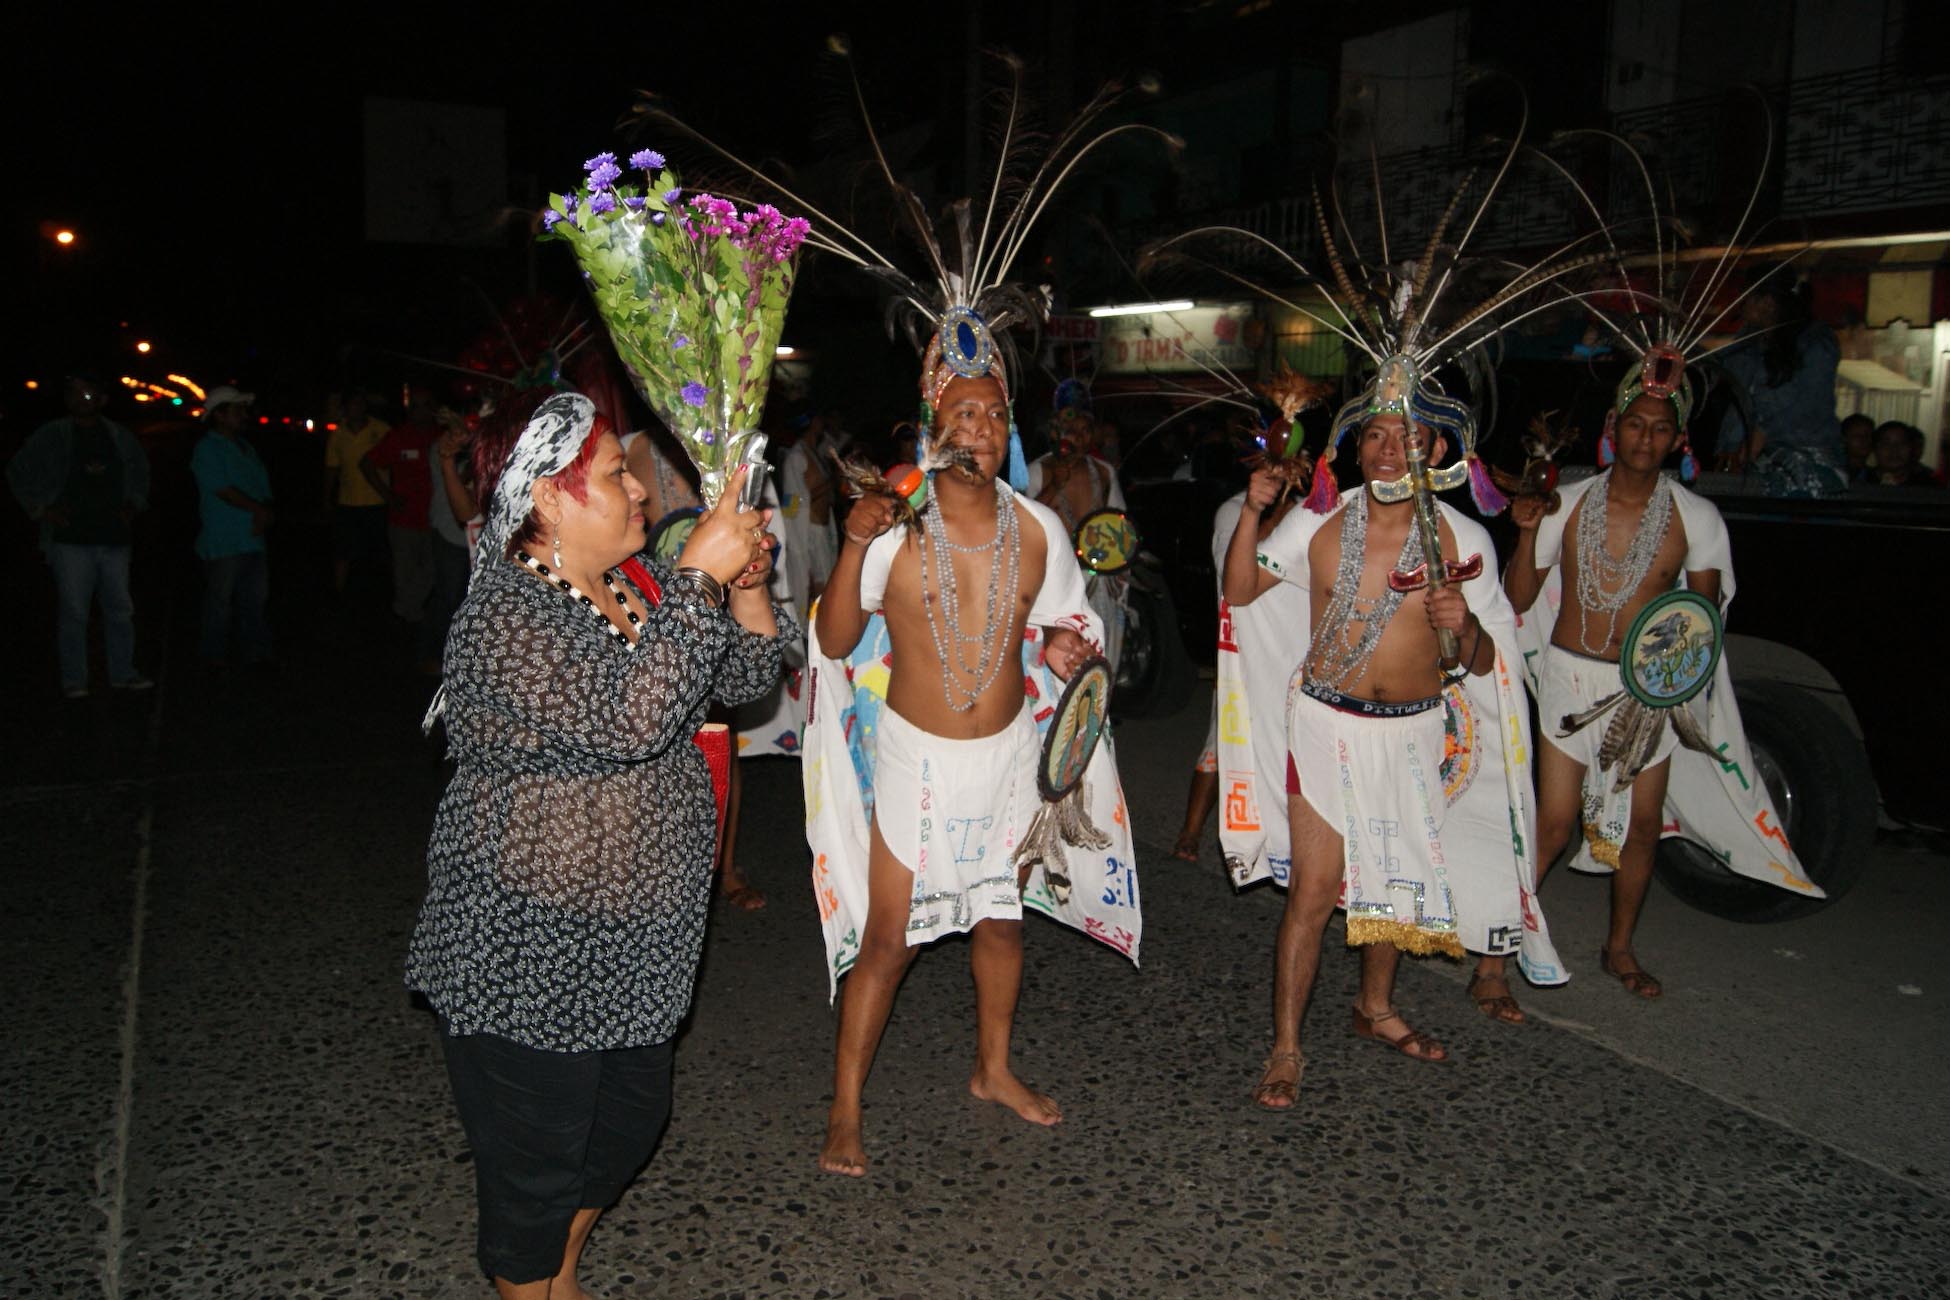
(940, 305, 996, 379)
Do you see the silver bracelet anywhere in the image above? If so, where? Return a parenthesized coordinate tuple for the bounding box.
(668, 566, 726, 607)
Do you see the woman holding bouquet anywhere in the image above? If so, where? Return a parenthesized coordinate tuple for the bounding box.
(406, 393, 786, 1298)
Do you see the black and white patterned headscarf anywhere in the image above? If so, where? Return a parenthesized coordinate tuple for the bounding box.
(474, 391, 597, 582)
(425, 392, 597, 733)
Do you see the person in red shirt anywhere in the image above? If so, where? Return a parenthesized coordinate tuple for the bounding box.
(362, 390, 442, 636)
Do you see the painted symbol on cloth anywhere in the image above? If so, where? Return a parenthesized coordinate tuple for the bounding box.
(1754, 808, 1792, 854)
(945, 815, 996, 864)
(1216, 599, 1238, 653)
(1714, 741, 1751, 791)
(1219, 687, 1249, 745)
(1224, 773, 1260, 832)
(1484, 924, 1521, 954)
(1366, 817, 1402, 873)
(1083, 916, 1136, 955)
(1102, 855, 1137, 908)
(812, 852, 840, 922)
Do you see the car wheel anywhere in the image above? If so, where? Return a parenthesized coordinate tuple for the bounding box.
(1653, 679, 1877, 922)
(1112, 574, 1195, 720)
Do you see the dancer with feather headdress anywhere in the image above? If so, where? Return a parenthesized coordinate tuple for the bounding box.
(650, 44, 1169, 1175)
(1158, 99, 1581, 1107)
(1475, 123, 1824, 1009)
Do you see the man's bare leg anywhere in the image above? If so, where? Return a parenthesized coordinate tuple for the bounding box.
(1602, 757, 1671, 998)
(1171, 767, 1219, 861)
(1255, 793, 1345, 1108)
(1351, 942, 1445, 1060)
(968, 916, 1061, 1125)
(820, 820, 919, 1176)
(1470, 738, 1587, 1023)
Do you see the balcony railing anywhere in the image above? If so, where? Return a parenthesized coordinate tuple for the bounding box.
(1134, 65, 1950, 291)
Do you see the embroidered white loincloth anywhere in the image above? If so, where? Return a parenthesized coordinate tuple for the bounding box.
(1536, 643, 1678, 870)
(1287, 683, 1464, 958)
(871, 702, 1040, 945)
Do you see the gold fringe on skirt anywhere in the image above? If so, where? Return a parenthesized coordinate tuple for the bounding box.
(1346, 916, 1466, 959)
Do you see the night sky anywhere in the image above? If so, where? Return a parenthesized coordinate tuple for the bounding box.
(7, 2, 1445, 431)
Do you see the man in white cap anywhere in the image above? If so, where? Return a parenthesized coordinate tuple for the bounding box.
(192, 386, 275, 667)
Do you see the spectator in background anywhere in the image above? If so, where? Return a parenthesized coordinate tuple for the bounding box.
(7, 372, 153, 697)
(362, 389, 442, 648)
(321, 391, 391, 597)
(1714, 272, 1847, 497)
(192, 387, 275, 668)
(1871, 421, 1939, 487)
(1841, 413, 1876, 484)
(424, 408, 478, 672)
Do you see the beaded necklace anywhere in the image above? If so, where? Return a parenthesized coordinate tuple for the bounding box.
(1305, 493, 1423, 692)
(515, 552, 643, 649)
(920, 479, 1022, 712)
(1573, 471, 1672, 655)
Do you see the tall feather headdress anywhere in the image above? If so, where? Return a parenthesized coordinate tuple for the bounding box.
(639, 43, 1179, 485)
(1146, 94, 1616, 515)
(1528, 96, 1807, 479)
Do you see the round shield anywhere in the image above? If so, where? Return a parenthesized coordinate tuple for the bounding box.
(1038, 655, 1113, 801)
(648, 506, 704, 564)
(1621, 588, 1723, 708)
(1073, 508, 1141, 576)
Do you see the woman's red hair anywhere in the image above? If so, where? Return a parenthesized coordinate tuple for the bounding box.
(472, 392, 612, 551)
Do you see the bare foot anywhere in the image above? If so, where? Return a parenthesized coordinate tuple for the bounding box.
(819, 1108, 868, 1177)
(1169, 831, 1201, 862)
(969, 1067, 1062, 1125)
(720, 874, 766, 911)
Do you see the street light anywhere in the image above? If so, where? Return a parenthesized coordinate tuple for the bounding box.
(135, 341, 152, 354)
(55, 230, 75, 246)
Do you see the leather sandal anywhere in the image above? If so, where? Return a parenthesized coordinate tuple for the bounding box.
(1467, 972, 1526, 1025)
(1599, 947, 1663, 1000)
(1351, 1006, 1448, 1061)
(1252, 1049, 1306, 1111)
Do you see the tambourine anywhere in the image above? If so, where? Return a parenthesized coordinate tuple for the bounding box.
(1621, 588, 1722, 708)
(1073, 508, 1141, 576)
(1038, 655, 1113, 801)
(648, 506, 704, 563)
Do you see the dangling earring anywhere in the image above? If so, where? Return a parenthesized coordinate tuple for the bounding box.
(1679, 433, 1698, 482)
(551, 530, 563, 570)
(1598, 413, 1617, 467)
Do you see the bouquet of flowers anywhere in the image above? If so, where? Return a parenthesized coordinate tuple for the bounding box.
(540, 149, 809, 505)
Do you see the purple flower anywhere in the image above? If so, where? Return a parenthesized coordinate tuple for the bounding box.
(624, 195, 646, 210)
(650, 211, 666, 226)
(630, 148, 665, 171)
(584, 152, 623, 191)
(589, 193, 617, 214)
(541, 209, 564, 230)
(663, 188, 683, 205)
(673, 334, 690, 350)
(681, 381, 709, 408)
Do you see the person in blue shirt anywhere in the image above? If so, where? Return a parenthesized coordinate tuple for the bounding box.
(6, 372, 153, 697)
(1714, 272, 1848, 497)
(191, 387, 275, 667)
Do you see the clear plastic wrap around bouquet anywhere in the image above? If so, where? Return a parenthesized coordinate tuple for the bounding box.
(541, 149, 808, 506)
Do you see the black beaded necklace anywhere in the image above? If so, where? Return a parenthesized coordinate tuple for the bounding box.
(515, 552, 643, 649)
